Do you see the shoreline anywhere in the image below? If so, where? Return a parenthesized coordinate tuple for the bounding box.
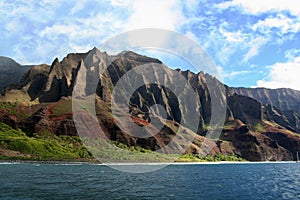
(0, 159, 297, 165)
(0, 159, 101, 165)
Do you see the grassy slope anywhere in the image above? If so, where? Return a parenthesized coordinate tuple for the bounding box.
(0, 100, 245, 162)
(0, 121, 244, 162)
(0, 122, 91, 161)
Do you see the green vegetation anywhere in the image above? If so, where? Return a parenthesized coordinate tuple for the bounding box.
(254, 123, 266, 132)
(0, 102, 19, 117)
(176, 153, 245, 162)
(0, 102, 18, 109)
(86, 139, 176, 162)
(50, 99, 73, 116)
(0, 122, 91, 161)
(85, 139, 245, 163)
(0, 102, 31, 120)
(0, 122, 246, 163)
(223, 120, 237, 130)
(0, 90, 37, 105)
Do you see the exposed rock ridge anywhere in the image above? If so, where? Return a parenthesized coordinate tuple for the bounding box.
(1, 48, 300, 161)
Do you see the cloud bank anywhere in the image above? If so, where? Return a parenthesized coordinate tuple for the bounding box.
(1, 0, 300, 90)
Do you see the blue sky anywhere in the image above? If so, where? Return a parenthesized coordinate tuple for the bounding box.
(1, 0, 300, 90)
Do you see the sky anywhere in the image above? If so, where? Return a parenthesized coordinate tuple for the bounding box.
(1, 0, 300, 90)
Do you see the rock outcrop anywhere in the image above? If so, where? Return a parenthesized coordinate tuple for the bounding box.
(1, 48, 300, 161)
(0, 56, 31, 91)
(229, 87, 300, 116)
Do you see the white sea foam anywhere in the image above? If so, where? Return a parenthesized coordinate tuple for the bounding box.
(99, 161, 298, 166)
(0, 162, 21, 165)
(0, 161, 297, 166)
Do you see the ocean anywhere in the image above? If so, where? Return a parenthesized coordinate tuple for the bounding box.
(0, 162, 300, 199)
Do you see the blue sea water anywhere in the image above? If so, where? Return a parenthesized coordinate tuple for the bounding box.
(0, 162, 300, 199)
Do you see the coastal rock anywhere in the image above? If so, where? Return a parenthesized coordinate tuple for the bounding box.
(1, 48, 300, 161)
(227, 94, 263, 125)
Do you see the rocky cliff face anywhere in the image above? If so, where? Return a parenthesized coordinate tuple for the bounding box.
(1, 48, 300, 161)
(229, 87, 300, 115)
(0, 56, 31, 91)
(229, 87, 300, 132)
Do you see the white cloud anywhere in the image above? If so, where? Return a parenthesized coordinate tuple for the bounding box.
(40, 24, 80, 38)
(219, 28, 246, 42)
(213, 1, 300, 67)
(184, 31, 199, 42)
(216, 0, 300, 16)
(40, 0, 62, 8)
(209, 27, 264, 65)
(243, 36, 268, 63)
(255, 51, 300, 90)
(224, 70, 251, 78)
(196, 18, 269, 66)
(1, 0, 189, 64)
(123, 0, 185, 30)
(182, 0, 199, 16)
(39, 0, 188, 61)
(1, 0, 130, 64)
(70, 1, 85, 14)
(253, 14, 300, 36)
(284, 49, 300, 60)
(217, 66, 250, 79)
(109, 0, 131, 7)
(2, 0, 299, 88)
(200, 24, 241, 65)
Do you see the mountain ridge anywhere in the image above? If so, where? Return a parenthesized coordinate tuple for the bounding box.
(1, 48, 300, 161)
